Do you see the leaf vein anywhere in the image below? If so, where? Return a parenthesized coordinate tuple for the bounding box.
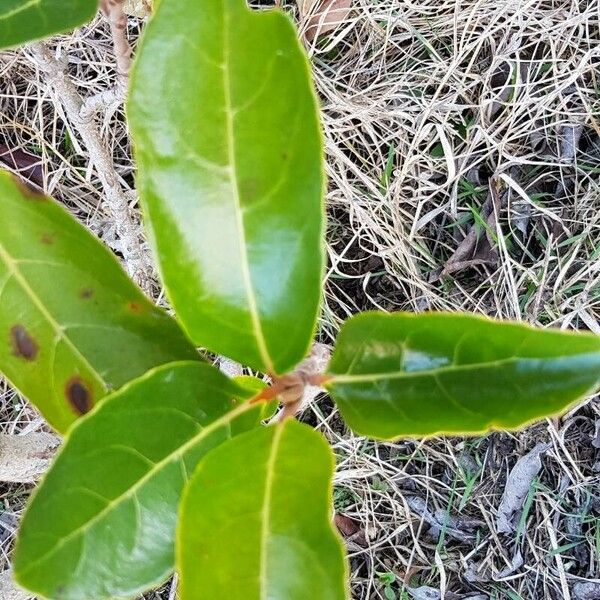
(16, 401, 252, 578)
(222, 9, 274, 372)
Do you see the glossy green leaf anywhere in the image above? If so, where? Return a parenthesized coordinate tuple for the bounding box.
(0, 172, 199, 432)
(0, 0, 97, 50)
(13, 362, 262, 600)
(178, 419, 348, 600)
(327, 312, 600, 438)
(129, 0, 324, 374)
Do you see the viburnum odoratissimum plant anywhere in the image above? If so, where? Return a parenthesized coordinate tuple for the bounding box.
(1, 1, 599, 598)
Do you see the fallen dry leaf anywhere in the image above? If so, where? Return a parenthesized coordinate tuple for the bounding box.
(406, 586, 440, 600)
(573, 582, 600, 599)
(405, 496, 481, 543)
(496, 550, 523, 578)
(441, 179, 501, 277)
(334, 513, 367, 546)
(0, 144, 44, 189)
(496, 442, 549, 534)
(298, 0, 352, 42)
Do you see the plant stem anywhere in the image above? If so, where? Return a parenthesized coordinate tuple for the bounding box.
(28, 42, 152, 292)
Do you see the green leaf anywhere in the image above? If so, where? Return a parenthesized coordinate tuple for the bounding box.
(0, 172, 199, 432)
(327, 312, 600, 438)
(13, 362, 262, 600)
(178, 419, 348, 600)
(129, 0, 324, 374)
(0, 0, 97, 50)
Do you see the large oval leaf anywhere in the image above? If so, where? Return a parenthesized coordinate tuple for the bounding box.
(129, 0, 324, 374)
(13, 362, 262, 600)
(0, 172, 199, 432)
(327, 312, 600, 438)
(178, 419, 348, 600)
(0, 0, 97, 50)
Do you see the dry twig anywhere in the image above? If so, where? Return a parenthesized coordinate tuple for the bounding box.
(28, 42, 152, 290)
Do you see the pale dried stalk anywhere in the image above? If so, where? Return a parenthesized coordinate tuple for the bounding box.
(167, 573, 179, 600)
(100, 0, 133, 82)
(0, 570, 32, 600)
(79, 2, 129, 118)
(79, 85, 125, 120)
(29, 43, 152, 290)
(0, 433, 60, 483)
(81, 1, 132, 118)
(218, 357, 244, 378)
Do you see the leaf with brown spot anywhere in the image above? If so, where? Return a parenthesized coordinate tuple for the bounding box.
(79, 288, 94, 299)
(10, 325, 38, 361)
(12, 178, 46, 201)
(65, 377, 93, 415)
(0, 171, 200, 433)
(40, 232, 55, 245)
(14, 363, 265, 600)
(127, 301, 143, 313)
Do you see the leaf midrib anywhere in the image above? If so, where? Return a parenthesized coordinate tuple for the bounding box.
(0, 0, 40, 22)
(328, 350, 600, 384)
(0, 238, 106, 390)
(222, 6, 273, 373)
(258, 423, 283, 600)
(16, 399, 253, 580)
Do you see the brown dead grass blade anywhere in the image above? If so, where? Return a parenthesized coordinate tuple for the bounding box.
(298, 0, 352, 42)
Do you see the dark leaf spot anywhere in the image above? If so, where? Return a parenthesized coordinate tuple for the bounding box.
(13, 176, 46, 200)
(128, 301, 142, 312)
(80, 288, 94, 299)
(65, 377, 93, 415)
(10, 325, 38, 361)
(40, 232, 55, 245)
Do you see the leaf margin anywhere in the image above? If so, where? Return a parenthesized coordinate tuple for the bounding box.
(325, 310, 600, 439)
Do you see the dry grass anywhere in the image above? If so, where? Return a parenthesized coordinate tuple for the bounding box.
(1, 0, 600, 598)
(311, 0, 600, 597)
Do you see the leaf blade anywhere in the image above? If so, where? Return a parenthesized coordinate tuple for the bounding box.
(178, 419, 348, 600)
(13, 362, 262, 600)
(327, 312, 600, 438)
(0, 172, 199, 432)
(0, 0, 97, 49)
(129, 0, 325, 374)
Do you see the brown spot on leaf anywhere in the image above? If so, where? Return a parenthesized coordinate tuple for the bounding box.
(65, 377, 93, 415)
(127, 301, 142, 313)
(40, 232, 55, 245)
(80, 288, 94, 299)
(12, 176, 46, 200)
(10, 325, 38, 361)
